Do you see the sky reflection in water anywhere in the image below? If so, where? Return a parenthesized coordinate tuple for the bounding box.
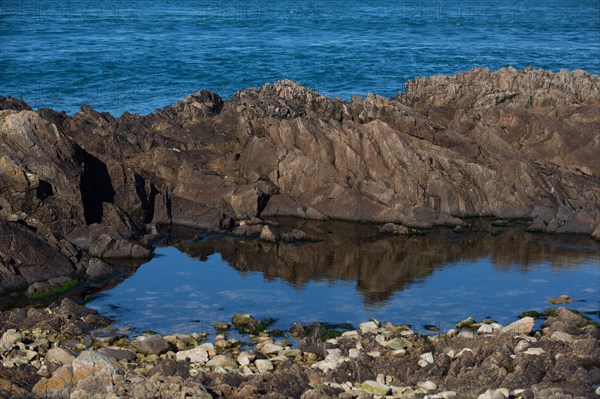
(88, 222, 600, 335)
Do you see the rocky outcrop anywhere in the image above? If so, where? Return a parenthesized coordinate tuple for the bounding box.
(1, 67, 599, 294)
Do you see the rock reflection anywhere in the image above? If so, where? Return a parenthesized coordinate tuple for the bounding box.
(159, 220, 600, 305)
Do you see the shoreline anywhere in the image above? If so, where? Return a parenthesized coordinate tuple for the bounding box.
(1, 299, 598, 398)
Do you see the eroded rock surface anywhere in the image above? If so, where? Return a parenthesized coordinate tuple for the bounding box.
(1, 67, 599, 294)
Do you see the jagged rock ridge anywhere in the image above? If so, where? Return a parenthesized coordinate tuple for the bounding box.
(1, 67, 599, 294)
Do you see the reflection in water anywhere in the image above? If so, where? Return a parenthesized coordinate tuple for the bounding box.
(166, 220, 599, 306)
(85, 219, 599, 335)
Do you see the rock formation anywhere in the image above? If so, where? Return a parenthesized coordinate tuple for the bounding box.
(1, 67, 599, 294)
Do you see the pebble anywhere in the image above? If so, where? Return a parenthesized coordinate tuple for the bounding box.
(417, 380, 437, 391)
(514, 341, 529, 352)
(477, 388, 509, 399)
(439, 391, 458, 398)
(456, 348, 473, 357)
(523, 347, 545, 356)
(255, 359, 274, 373)
(477, 324, 494, 334)
(0, 330, 23, 351)
(206, 354, 238, 369)
(548, 294, 573, 304)
(348, 348, 360, 358)
(386, 338, 412, 350)
(175, 346, 209, 363)
(260, 343, 283, 356)
(360, 380, 390, 396)
(359, 321, 379, 334)
(341, 330, 359, 339)
(237, 351, 255, 366)
(420, 352, 434, 364)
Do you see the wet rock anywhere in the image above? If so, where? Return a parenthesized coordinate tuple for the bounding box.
(260, 225, 280, 242)
(548, 294, 574, 304)
(282, 229, 309, 242)
(133, 335, 170, 355)
(379, 223, 410, 235)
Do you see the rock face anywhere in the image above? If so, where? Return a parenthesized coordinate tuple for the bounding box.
(1, 67, 599, 293)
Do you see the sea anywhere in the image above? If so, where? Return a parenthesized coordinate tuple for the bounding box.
(1, 0, 599, 115)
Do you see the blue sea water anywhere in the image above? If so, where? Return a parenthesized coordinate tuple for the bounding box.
(1, 0, 599, 115)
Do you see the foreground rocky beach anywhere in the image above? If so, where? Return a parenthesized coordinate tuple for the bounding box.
(0, 299, 598, 399)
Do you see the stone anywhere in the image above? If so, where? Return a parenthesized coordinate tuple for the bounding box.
(259, 225, 279, 242)
(477, 324, 494, 334)
(523, 347, 545, 356)
(548, 295, 573, 304)
(213, 322, 230, 330)
(359, 321, 379, 334)
(71, 350, 118, 398)
(133, 335, 170, 355)
(255, 359, 274, 373)
(205, 354, 238, 369)
(237, 351, 255, 366)
(417, 380, 437, 391)
(439, 391, 457, 399)
(260, 343, 283, 356)
(175, 346, 209, 363)
(349, 348, 360, 358)
(477, 388, 509, 399)
(456, 317, 475, 329)
(386, 338, 412, 350)
(231, 314, 261, 333)
(281, 229, 308, 242)
(501, 317, 534, 335)
(550, 331, 575, 343)
(0, 330, 22, 351)
(97, 347, 136, 362)
(32, 365, 74, 396)
(45, 347, 75, 366)
(361, 380, 391, 396)
(420, 352, 434, 364)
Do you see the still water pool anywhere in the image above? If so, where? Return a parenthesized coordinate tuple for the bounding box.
(87, 221, 600, 336)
